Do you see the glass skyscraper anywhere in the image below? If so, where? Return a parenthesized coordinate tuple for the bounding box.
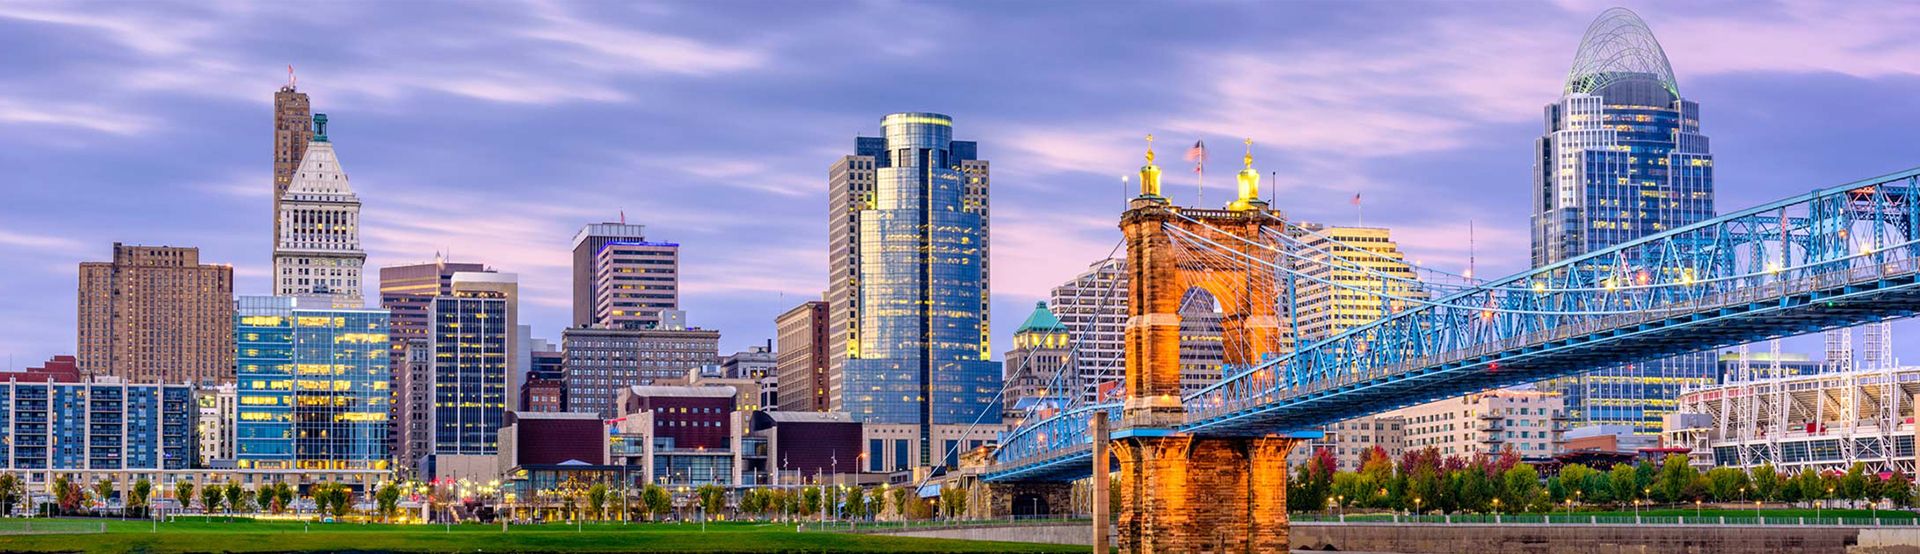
(839, 113, 1001, 460)
(431, 293, 509, 455)
(235, 295, 392, 470)
(1531, 8, 1716, 432)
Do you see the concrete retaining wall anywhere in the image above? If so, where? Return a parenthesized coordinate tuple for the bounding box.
(869, 522, 1887, 553)
(1854, 528, 1920, 554)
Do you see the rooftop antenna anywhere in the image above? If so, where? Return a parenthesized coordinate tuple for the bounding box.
(1468, 219, 1477, 281)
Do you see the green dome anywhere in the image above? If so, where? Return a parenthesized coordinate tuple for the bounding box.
(1015, 301, 1068, 334)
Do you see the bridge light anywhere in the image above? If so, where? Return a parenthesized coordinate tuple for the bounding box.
(1532, 282, 1546, 294)
(1766, 262, 1782, 275)
(1604, 279, 1616, 291)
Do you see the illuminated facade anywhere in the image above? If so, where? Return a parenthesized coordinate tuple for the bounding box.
(827, 112, 992, 419)
(273, 114, 368, 303)
(570, 222, 648, 327)
(430, 292, 509, 455)
(273, 82, 313, 247)
(836, 112, 1001, 458)
(1290, 225, 1425, 467)
(1049, 258, 1126, 402)
(234, 295, 391, 470)
(592, 240, 680, 330)
(0, 378, 195, 471)
(1531, 8, 1717, 432)
(1002, 302, 1072, 424)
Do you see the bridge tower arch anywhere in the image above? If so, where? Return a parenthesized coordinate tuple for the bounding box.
(1114, 137, 1302, 553)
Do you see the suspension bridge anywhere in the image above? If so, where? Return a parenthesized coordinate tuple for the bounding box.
(973, 145, 1920, 551)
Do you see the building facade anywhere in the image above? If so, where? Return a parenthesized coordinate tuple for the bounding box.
(377, 259, 490, 460)
(774, 300, 829, 412)
(430, 293, 510, 456)
(1048, 258, 1125, 403)
(1002, 302, 1072, 424)
(560, 326, 720, 418)
(834, 113, 1000, 463)
(593, 240, 680, 329)
(233, 295, 391, 470)
(570, 222, 649, 327)
(195, 384, 237, 467)
(1530, 8, 1717, 433)
(77, 243, 235, 384)
(828, 113, 992, 418)
(1390, 389, 1566, 458)
(273, 114, 368, 303)
(0, 377, 195, 472)
(273, 82, 313, 246)
(393, 340, 433, 474)
(1290, 225, 1425, 468)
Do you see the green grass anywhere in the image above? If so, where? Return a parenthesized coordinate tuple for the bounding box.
(0, 518, 1091, 553)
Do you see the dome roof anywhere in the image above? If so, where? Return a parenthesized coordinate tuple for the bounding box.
(1015, 301, 1067, 334)
(1564, 8, 1678, 97)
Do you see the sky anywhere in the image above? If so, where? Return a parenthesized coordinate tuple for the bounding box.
(3, 0, 1920, 370)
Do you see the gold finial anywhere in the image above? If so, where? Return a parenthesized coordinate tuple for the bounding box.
(1243, 137, 1254, 169)
(1145, 133, 1156, 164)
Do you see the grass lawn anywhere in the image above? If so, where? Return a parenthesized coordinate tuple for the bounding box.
(0, 518, 1091, 553)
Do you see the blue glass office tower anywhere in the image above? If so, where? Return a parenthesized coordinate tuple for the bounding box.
(1532, 8, 1716, 432)
(839, 113, 1001, 463)
(235, 295, 391, 470)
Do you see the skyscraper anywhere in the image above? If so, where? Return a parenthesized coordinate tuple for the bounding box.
(1046, 258, 1227, 403)
(827, 112, 991, 415)
(77, 243, 235, 384)
(430, 291, 509, 455)
(833, 112, 1000, 463)
(273, 114, 367, 303)
(1292, 225, 1426, 342)
(570, 222, 649, 327)
(273, 80, 313, 246)
(1002, 302, 1071, 424)
(233, 295, 391, 470)
(558, 325, 720, 418)
(592, 239, 680, 329)
(1532, 8, 1716, 432)
(774, 300, 829, 412)
(378, 259, 489, 457)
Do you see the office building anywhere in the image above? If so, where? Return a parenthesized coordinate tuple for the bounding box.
(452, 272, 521, 407)
(429, 291, 510, 456)
(377, 259, 489, 457)
(720, 342, 776, 380)
(680, 365, 765, 413)
(496, 411, 605, 472)
(1176, 289, 1227, 395)
(273, 114, 368, 302)
(833, 113, 1001, 464)
(560, 325, 720, 418)
(1292, 225, 1426, 342)
(273, 81, 313, 245)
(1048, 258, 1125, 402)
(1390, 389, 1566, 458)
(233, 295, 391, 470)
(593, 239, 680, 329)
(1003, 302, 1072, 424)
(0, 376, 195, 471)
(77, 243, 235, 384)
(196, 384, 237, 467)
(1531, 8, 1717, 432)
(393, 340, 433, 474)
(827, 112, 991, 417)
(570, 222, 648, 327)
(520, 350, 565, 412)
(774, 300, 829, 412)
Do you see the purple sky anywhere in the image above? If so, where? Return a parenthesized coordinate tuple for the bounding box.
(4, 1, 1920, 369)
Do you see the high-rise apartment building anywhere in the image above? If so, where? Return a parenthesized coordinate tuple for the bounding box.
(593, 240, 680, 329)
(273, 82, 313, 245)
(827, 113, 992, 418)
(1390, 389, 1566, 458)
(832, 113, 1000, 458)
(0, 377, 195, 472)
(430, 291, 510, 455)
(234, 295, 391, 470)
(273, 114, 367, 303)
(77, 243, 235, 384)
(570, 222, 649, 327)
(1002, 302, 1071, 424)
(196, 384, 237, 466)
(1531, 8, 1717, 432)
(559, 326, 720, 418)
(1048, 258, 1125, 402)
(774, 301, 829, 412)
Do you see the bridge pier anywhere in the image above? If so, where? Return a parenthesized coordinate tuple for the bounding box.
(1115, 434, 1298, 553)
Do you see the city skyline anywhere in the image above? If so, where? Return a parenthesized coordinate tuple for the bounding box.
(6, 2, 1920, 368)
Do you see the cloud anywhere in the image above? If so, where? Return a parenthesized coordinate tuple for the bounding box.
(0, 97, 155, 135)
(0, 228, 86, 252)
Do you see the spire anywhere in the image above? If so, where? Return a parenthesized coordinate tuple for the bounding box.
(1228, 137, 1265, 211)
(1138, 134, 1163, 198)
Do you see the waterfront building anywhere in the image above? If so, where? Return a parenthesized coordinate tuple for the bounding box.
(1530, 8, 1717, 432)
(273, 80, 313, 245)
(393, 339, 433, 475)
(560, 325, 720, 418)
(831, 113, 1000, 466)
(233, 295, 391, 470)
(0, 375, 195, 472)
(774, 300, 830, 412)
(1289, 224, 1425, 468)
(1388, 389, 1566, 458)
(1669, 363, 1919, 476)
(570, 222, 649, 327)
(273, 114, 367, 303)
(77, 243, 235, 384)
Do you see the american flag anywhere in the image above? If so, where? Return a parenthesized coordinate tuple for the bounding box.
(1351, 192, 1362, 206)
(1183, 140, 1206, 173)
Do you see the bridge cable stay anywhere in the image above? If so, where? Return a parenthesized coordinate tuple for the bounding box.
(1165, 225, 1288, 376)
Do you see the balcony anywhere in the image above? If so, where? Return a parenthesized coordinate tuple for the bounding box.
(1477, 421, 1505, 432)
(1477, 412, 1502, 420)
(1478, 434, 1505, 444)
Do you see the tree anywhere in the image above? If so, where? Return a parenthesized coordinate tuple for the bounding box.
(261, 482, 293, 514)
(641, 484, 671, 521)
(801, 486, 822, 517)
(1654, 455, 1695, 503)
(1791, 468, 1823, 506)
(1499, 464, 1543, 513)
(199, 485, 223, 519)
(1880, 471, 1914, 508)
(891, 486, 912, 520)
(1705, 467, 1750, 502)
(938, 484, 967, 519)
(865, 487, 885, 520)
(0, 474, 21, 517)
(223, 481, 245, 518)
(845, 486, 867, 520)
(176, 481, 196, 514)
(697, 484, 727, 518)
(586, 483, 609, 521)
(1288, 448, 1336, 512)
(93, 477, 115, 512)
(1841, 462, 1872, 504)
(130, 478, 152, 518)
(1750, 463, 1782, 502)
(376, 483, 402, 522)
